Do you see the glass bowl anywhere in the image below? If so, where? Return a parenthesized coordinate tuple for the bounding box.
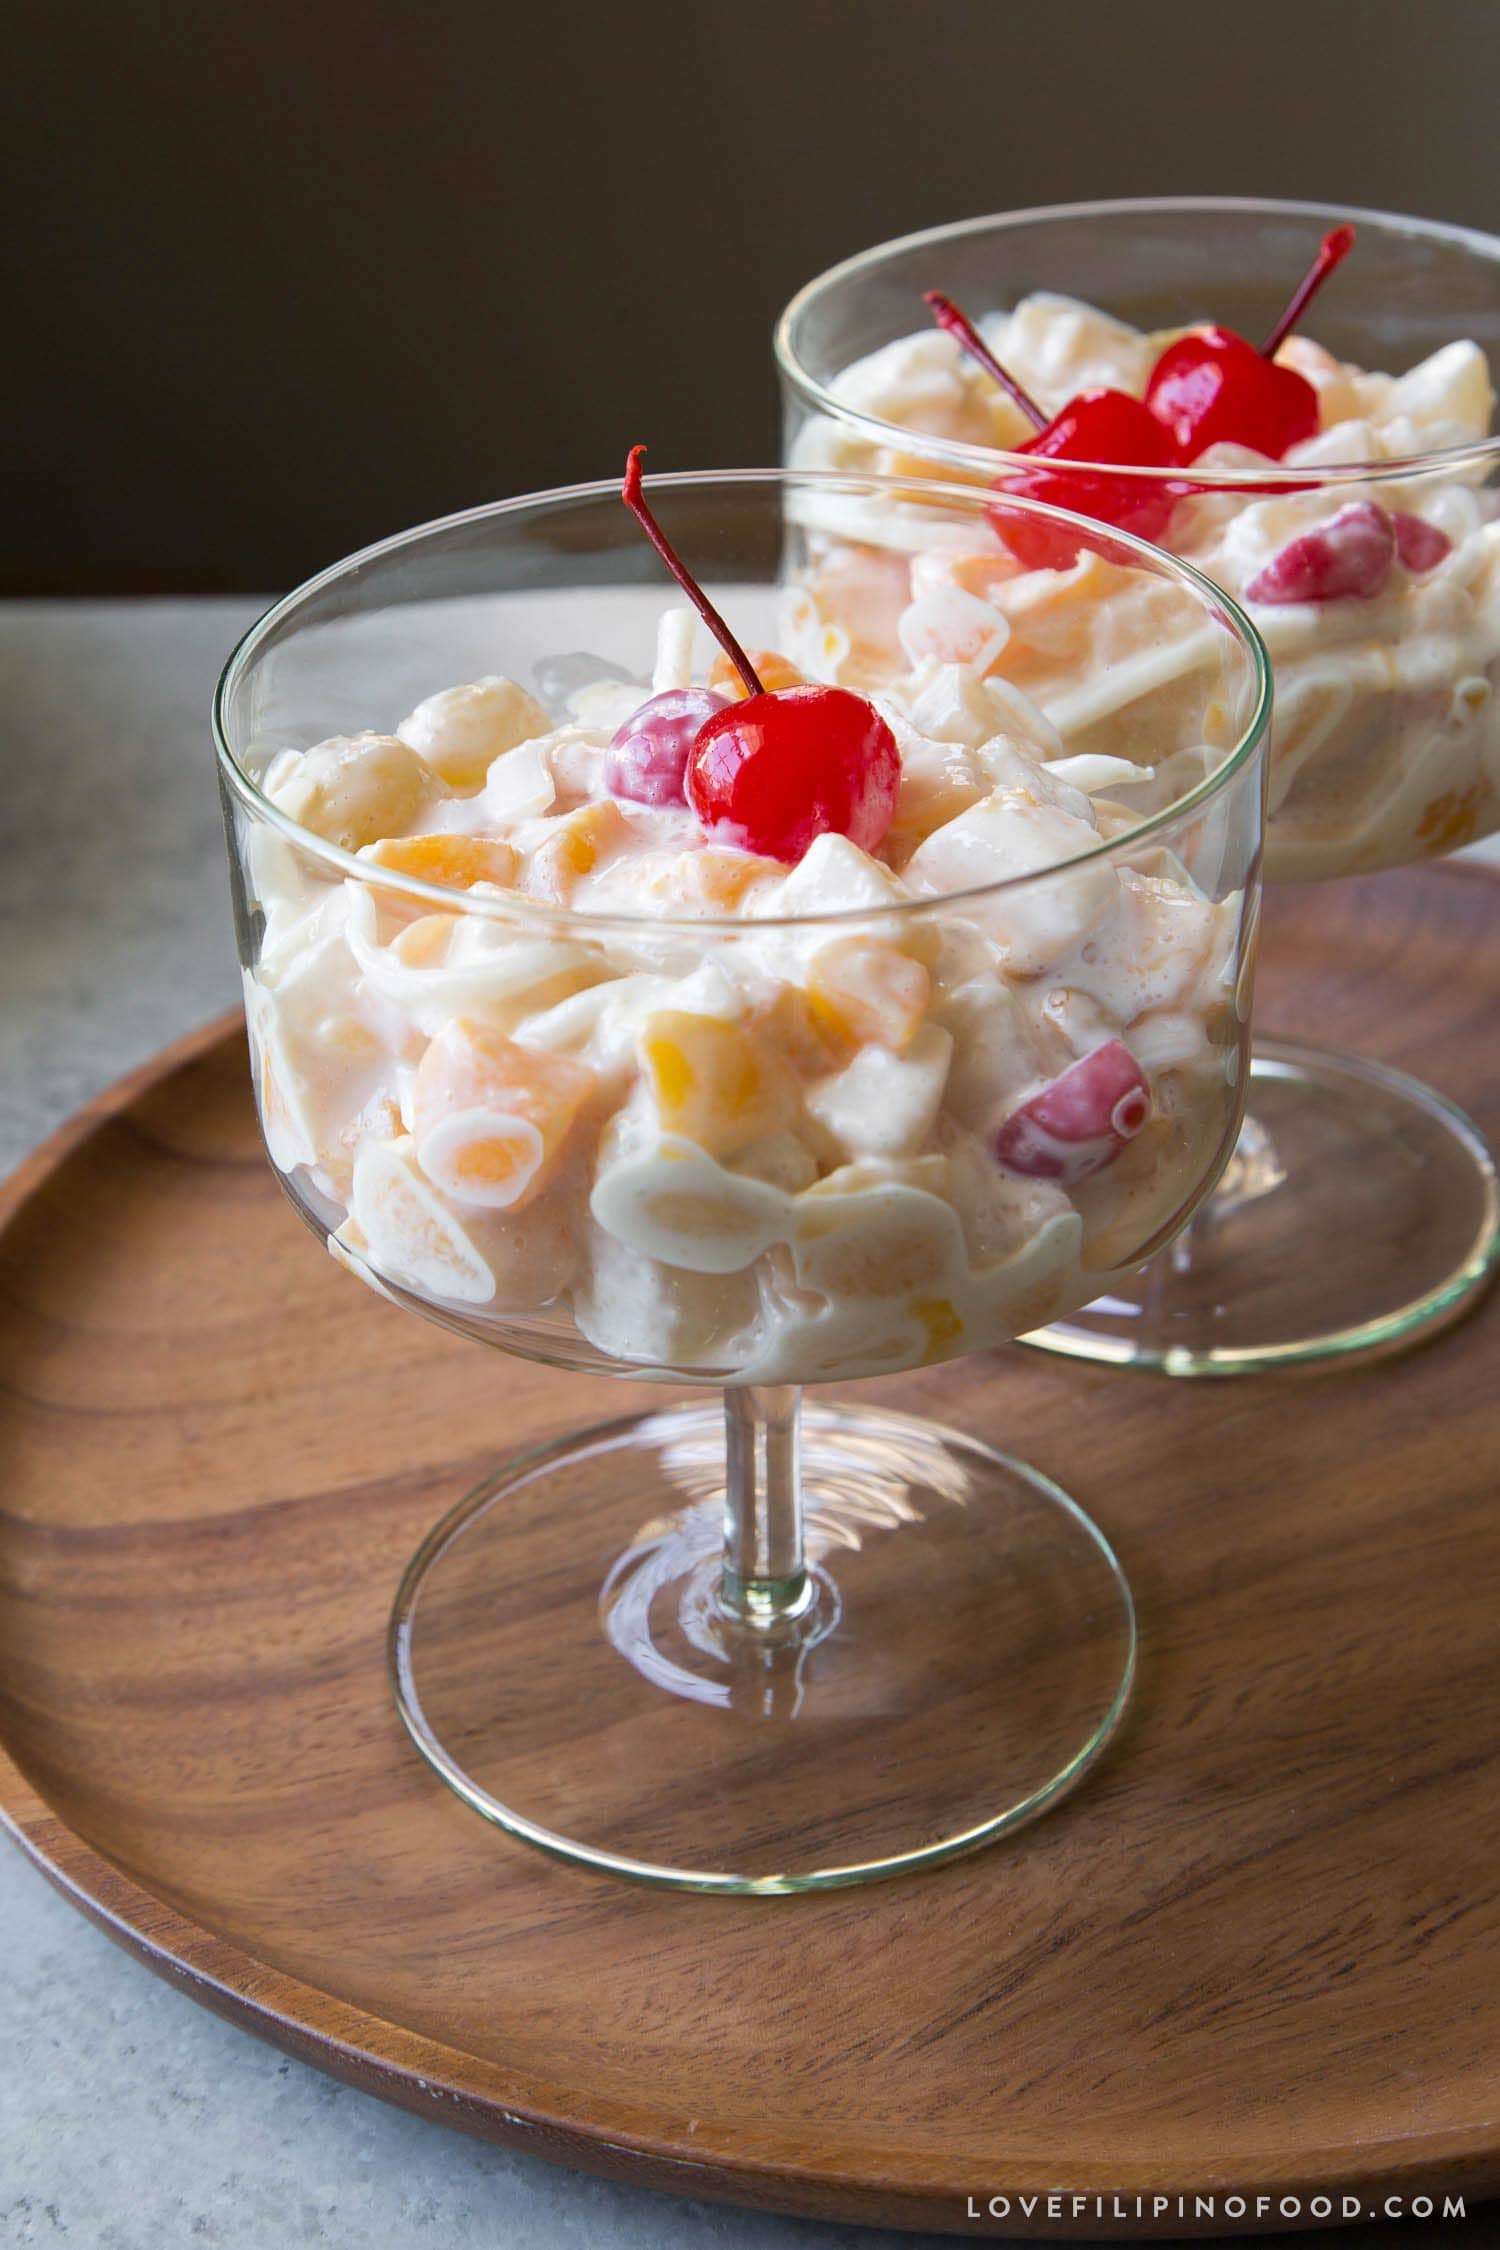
(779, 197, 1500, 1370)
(215, 466, 1267, 1890)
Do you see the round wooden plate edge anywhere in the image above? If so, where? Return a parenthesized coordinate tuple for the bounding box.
(2, 976, 1499, 2234)
(5, 1757, 1496, 2236)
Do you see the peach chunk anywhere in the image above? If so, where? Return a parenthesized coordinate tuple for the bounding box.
(806, 936, 929, 1054)
(910, 547, 1025, 608)
(708, 648, 808, 700)
(390, 913, 460, 968)
(805, 544, 915, 680)
(362, 834, 520, 890)
(638, 1010, 799, 1158)
(412, 1020, 597, 1210)
(523, 800, 630, 904)
(666, 847, 784, 913)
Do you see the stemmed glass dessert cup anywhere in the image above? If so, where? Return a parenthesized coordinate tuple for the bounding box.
(215, 467, 1267, 1892)
(778, 196, 1500, 1373)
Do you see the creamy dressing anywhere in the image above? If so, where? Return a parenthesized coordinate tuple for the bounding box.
(802, 296, 1500, 876)
(245, 606, 1247, 1379)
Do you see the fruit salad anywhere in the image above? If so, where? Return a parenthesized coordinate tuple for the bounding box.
(796, 238, 1500, 879)
(241, 463, 1258, 1383)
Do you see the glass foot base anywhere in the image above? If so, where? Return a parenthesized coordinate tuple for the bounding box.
(389, 1402, 1135, 1894)
(1026, 1039, 1500, 1376)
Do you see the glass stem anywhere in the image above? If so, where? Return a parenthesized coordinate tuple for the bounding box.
(719, 1385, 814, 1628)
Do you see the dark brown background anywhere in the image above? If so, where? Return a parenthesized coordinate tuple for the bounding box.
(9, 0, 1500, 594)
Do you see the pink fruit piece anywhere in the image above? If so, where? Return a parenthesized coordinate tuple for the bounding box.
(1391, 512, 1453, 575)
(993, 1041, 1152, 1186)
(1244, 500, 1396, 605)
(606, 688, 727, 808)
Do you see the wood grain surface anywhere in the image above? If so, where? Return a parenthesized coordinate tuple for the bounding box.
(0, 862, 1496, 2238)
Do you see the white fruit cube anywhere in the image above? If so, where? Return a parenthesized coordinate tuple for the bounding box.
(806, 1025, 953, 1161)
(754, 830, 909, 919)
(1384, 341, 1494, 444)
(572, 1225, 760, 1369)
(904, 791, 1117, 972)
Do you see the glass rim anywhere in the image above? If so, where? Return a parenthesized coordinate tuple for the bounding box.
(213, 464, 1271, 934)
(775, 193, 1500, 489)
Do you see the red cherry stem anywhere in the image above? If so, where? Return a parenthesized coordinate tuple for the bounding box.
(621, 446, 763, 699)
(1260, 224, 1356, 360)
(923, 291, 1047, 432)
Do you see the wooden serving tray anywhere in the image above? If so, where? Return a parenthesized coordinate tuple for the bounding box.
(1, 862, 1497, 2238)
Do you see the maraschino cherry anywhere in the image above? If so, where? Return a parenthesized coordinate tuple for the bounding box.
(1144, 225, 1355, 463)
(620, 447, 899, 863)
(607, 688, 726, 807)
(924, 291, 1181, 570)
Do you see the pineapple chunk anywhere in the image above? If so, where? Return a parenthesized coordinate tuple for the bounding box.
(664, 847, 784, 914)
(708, 648, 808, 699)
(523, 800, 631, 904)
(806, 934, 929, 1053)
(638, 1009, 799, 1158)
